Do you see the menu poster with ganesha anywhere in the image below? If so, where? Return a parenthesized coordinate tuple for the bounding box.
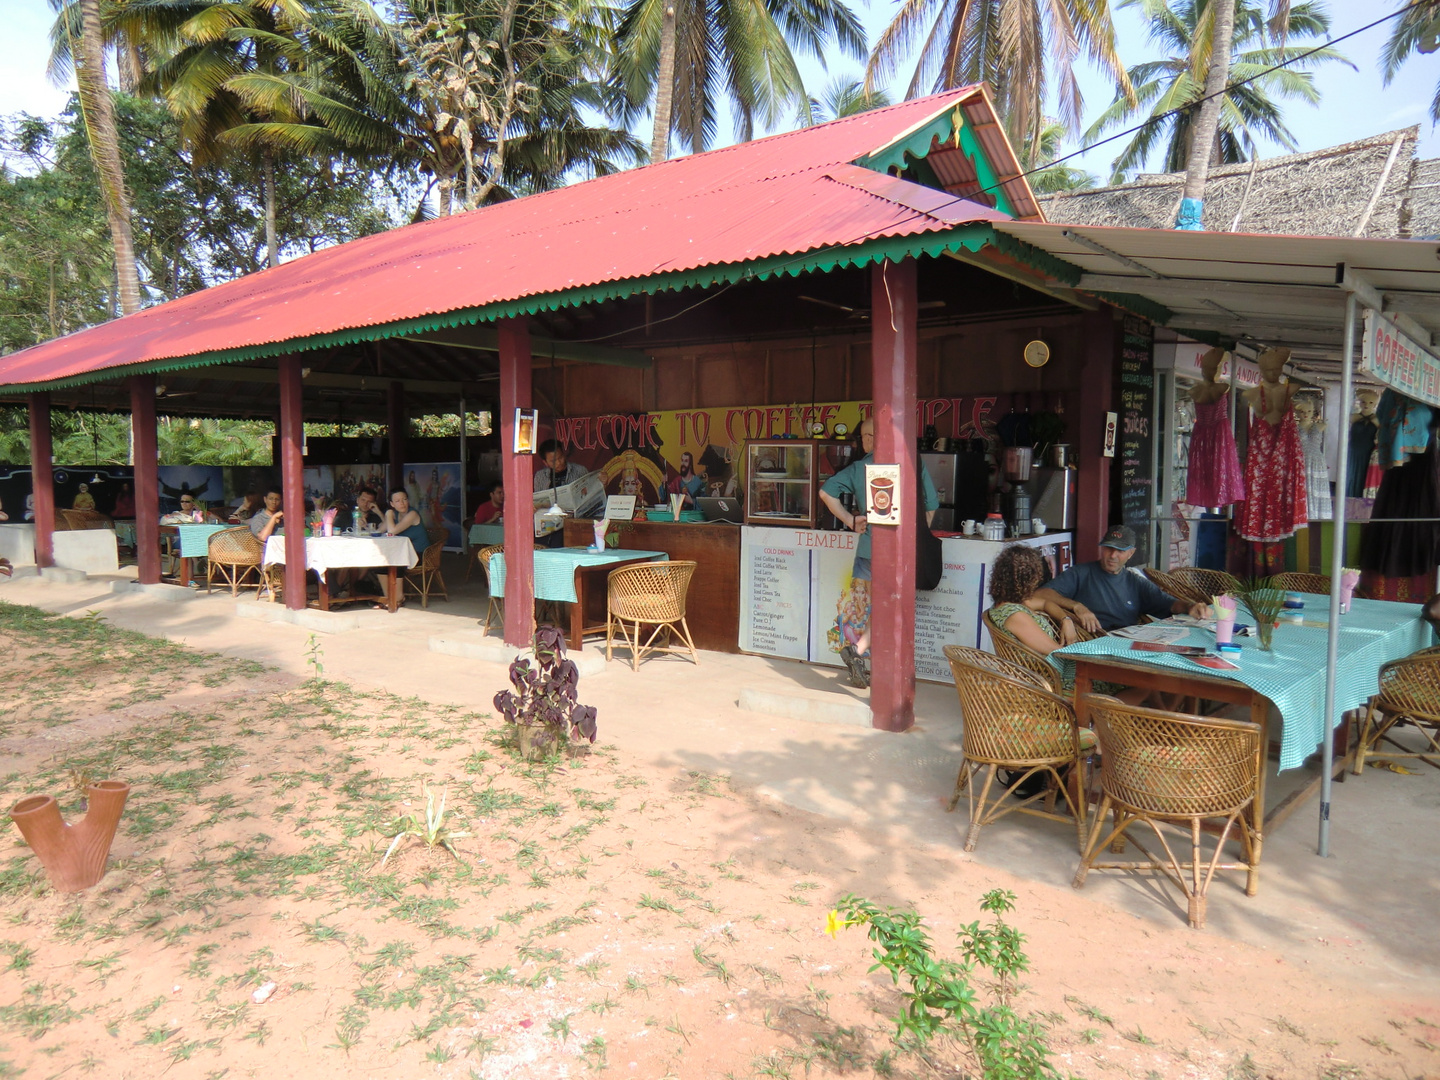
(545, 396, 1000, 505)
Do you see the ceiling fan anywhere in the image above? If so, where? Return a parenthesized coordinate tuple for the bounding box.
(797, 295, 946, 319)
(155, 383, 198, 400)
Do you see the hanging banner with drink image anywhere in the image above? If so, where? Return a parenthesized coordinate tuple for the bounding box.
(864, 464, 902, 526)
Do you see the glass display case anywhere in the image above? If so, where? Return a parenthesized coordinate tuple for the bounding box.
(744, 439, 819, 527)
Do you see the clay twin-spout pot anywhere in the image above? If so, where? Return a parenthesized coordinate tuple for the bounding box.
(9, 781, 130, 892)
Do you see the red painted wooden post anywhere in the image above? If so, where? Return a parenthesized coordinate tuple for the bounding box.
(869, 257, 918, 733)
(499, 317, 535, 648)
(278, 357, 308, 611)
(388, 380, 405, 491)
(129, 375, 161, 584)
(27, 393, 54, 568)
(1076, 307, 1119, 555)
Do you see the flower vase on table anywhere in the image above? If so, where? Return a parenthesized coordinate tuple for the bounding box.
(1236, 586, 1285, 652)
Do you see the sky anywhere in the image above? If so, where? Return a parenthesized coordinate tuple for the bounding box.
(2, 1, 1437, 185)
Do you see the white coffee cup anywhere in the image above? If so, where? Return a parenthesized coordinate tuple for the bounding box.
(1031, 517, 1047, 534)
(961, 519, 977, 535)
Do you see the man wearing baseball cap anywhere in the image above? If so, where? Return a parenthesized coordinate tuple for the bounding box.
(1035, 525, 1210, 633)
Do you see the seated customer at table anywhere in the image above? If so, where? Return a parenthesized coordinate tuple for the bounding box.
(1034, 525, 1209, 633)
(385, 488, 432, 555)
(473, 481, 504, 525)
(249, 489, 285, 541)
(161, 494, 217, 524)
(988, 545, 1145, 704)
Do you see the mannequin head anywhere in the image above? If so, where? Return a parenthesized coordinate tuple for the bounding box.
(1292, 396, 1319, 424)
(1199, 347, 1227, 382)
(1354, 388, 1380, 418)
(1256, 347, 1290, 382)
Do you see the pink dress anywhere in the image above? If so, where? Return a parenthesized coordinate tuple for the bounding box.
(1237, 385, 1308, 542)
(1185, 394, 1244, 508)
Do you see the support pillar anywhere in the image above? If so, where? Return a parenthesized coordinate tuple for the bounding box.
(1076, 307, 1120, 554)
(869, 258, 918, 733)
(129, 375, 161, 584)
(278, 357, 308, 611)
(499, 318, 535, 648)
(388, 380, 405, 490)
(27, 393, 54, 568)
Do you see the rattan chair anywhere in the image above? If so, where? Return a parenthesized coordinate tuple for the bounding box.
(1166, 566, 1242, 605)
(1074, 695, 1263, 929)
(606, 561, 699, 671)
(1143, 566, 1185, 598)
(1352, 651, 1440, 775)
(944, 645, 1093, 853)
(476, 545, 504, 632)
(1268, 571, 1331, 596)
(983, 610, 1066, 695)
(206, 527, 264, 597)
(404, 529, 449, 608)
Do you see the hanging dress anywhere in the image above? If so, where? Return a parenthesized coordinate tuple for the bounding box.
(1298, 422, 1332, 521)
(1184, 393, 1245, 508)
(1237, 384, 1308, 542)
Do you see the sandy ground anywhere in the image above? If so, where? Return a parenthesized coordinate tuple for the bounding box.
(0, 565, 1437, 1078)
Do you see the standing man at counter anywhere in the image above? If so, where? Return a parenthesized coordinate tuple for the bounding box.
(818, 419, 940, 688)
(1035, 525, 1209, 632)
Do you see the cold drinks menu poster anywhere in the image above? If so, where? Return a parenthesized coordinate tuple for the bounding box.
(739, 528, 814, 660)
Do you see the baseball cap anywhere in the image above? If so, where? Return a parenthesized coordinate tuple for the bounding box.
(1099, 525, 1137, 551)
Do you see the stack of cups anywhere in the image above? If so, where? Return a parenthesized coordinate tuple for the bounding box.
(1214, 594, 1237, 647)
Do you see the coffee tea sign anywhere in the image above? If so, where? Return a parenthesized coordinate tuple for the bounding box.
(1363, 311, 1440, 407)
(865, 464, 902, 526)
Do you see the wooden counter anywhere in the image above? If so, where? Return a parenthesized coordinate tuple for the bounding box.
(563, 519, 741, 653)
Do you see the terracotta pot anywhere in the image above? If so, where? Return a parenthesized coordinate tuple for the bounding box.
(10, 781, 130, 892)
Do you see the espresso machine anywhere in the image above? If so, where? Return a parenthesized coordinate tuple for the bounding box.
(1002, 446, 1034, 535)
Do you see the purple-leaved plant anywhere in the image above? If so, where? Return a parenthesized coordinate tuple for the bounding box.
(493, 625, 598, 758)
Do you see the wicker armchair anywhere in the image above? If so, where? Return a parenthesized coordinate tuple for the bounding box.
(1074, 695, 1263, 929)
(1268, 572, 1331, 596)
(1166, 567, 1242, 605)
(206, 527, 264, 597)
(1352, 651, 1440, 775)
(404, 529, 449, 608)
(983, 609, 1066, 695)
(476, 545, 504, 632)
(1143, 566, 1186, 599)
(944, 645, 1093, 853)
(606, 561, 699, 671)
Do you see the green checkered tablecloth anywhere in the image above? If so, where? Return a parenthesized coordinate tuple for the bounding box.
(1055, 596, 1431, 771)
(488, 548, 667, 603)
(175, 524, 235, 558)
(468, 523, 505, 548)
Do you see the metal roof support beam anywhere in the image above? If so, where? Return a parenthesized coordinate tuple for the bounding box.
(1338, 263, 1438, 347)
(399, 330, 650, 369)
(944, 248, 1099, 311)
(211, 366, 472, 396)
(1060, 230, 1162, 277)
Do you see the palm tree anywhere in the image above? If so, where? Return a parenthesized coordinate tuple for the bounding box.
(222, 0, 642, 214)
(49, 0, 143, 314)
(1382, 0, 1440, 123)
(1024, 118, 1097, 192)
(1082, 0, 1350, 184)
(612, 0, 867, 161)
(1176, 0, 1235, 227)
(865, 0, 1134, 167)
(808, 77, 892, 124)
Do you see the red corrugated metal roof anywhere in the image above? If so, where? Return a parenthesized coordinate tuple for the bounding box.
(0, 85, 1033, 390)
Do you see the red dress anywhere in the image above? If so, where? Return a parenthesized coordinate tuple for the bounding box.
(1237, 384, 1308, 542)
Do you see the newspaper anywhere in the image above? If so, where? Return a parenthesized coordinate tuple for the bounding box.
(1108, 624, 1191, 645)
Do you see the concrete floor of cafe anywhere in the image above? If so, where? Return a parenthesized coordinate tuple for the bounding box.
(3, 550, 1437, 996)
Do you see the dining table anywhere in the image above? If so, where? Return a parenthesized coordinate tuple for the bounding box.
(1054, 596, 1432, 834)
(159, 522, 233, 587)
(263, 533, 418, 612)
(488, 547, 668, 649)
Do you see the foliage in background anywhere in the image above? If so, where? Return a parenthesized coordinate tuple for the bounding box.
(1081, 0, 1350, 183)
(493, 624, 598, 760)
(806, 76, 892, 125)
(829, 890, 1061, 1079)
(1382, 0, 1440, 124)
(0, 409, 274, 465)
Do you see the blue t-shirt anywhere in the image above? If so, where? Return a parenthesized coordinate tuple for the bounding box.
(1044, 562, 1178, 631)
(821, 455, 940, 562)
(397, 522, 431, 557)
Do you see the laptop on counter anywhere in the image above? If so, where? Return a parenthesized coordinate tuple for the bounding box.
(697, 497, 743, 524)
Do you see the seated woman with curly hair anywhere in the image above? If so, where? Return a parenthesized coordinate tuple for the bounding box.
(987, 545, 1146, 704)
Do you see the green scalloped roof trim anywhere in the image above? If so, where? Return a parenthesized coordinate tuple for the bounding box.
(854, 106, 1019, 219)
(0, 225, 1009, 395)
(1089, 291, 1174, 326)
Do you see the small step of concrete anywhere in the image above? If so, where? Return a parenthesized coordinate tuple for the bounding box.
(109, 580, 196, 602)
(6, 565, 40, 579)
(429, 630, 608, 677)
(234, 602, 362, 633)
(39, 567, 87, 584)
(738, 684, 872, 727)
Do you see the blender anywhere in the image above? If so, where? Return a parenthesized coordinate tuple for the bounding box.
(1002, 446, 1034, 536)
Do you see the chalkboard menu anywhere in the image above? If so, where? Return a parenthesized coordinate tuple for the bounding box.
(1117, 316, 1155, 565)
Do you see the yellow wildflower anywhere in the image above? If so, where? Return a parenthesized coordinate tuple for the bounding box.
(824, 909, 846, 938)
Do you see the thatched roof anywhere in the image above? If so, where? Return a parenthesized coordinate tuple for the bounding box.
(1406, 156, 1440, 240)
(1039, 128, 1422, 239)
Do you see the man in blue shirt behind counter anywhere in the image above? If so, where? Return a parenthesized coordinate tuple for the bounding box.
(1036, 524, 1210, 632)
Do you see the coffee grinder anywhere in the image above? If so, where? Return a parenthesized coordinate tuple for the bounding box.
(1002, 446, 1034, 535)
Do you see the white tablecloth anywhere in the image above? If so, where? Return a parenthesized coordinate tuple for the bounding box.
(263, 535, 417, 576)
